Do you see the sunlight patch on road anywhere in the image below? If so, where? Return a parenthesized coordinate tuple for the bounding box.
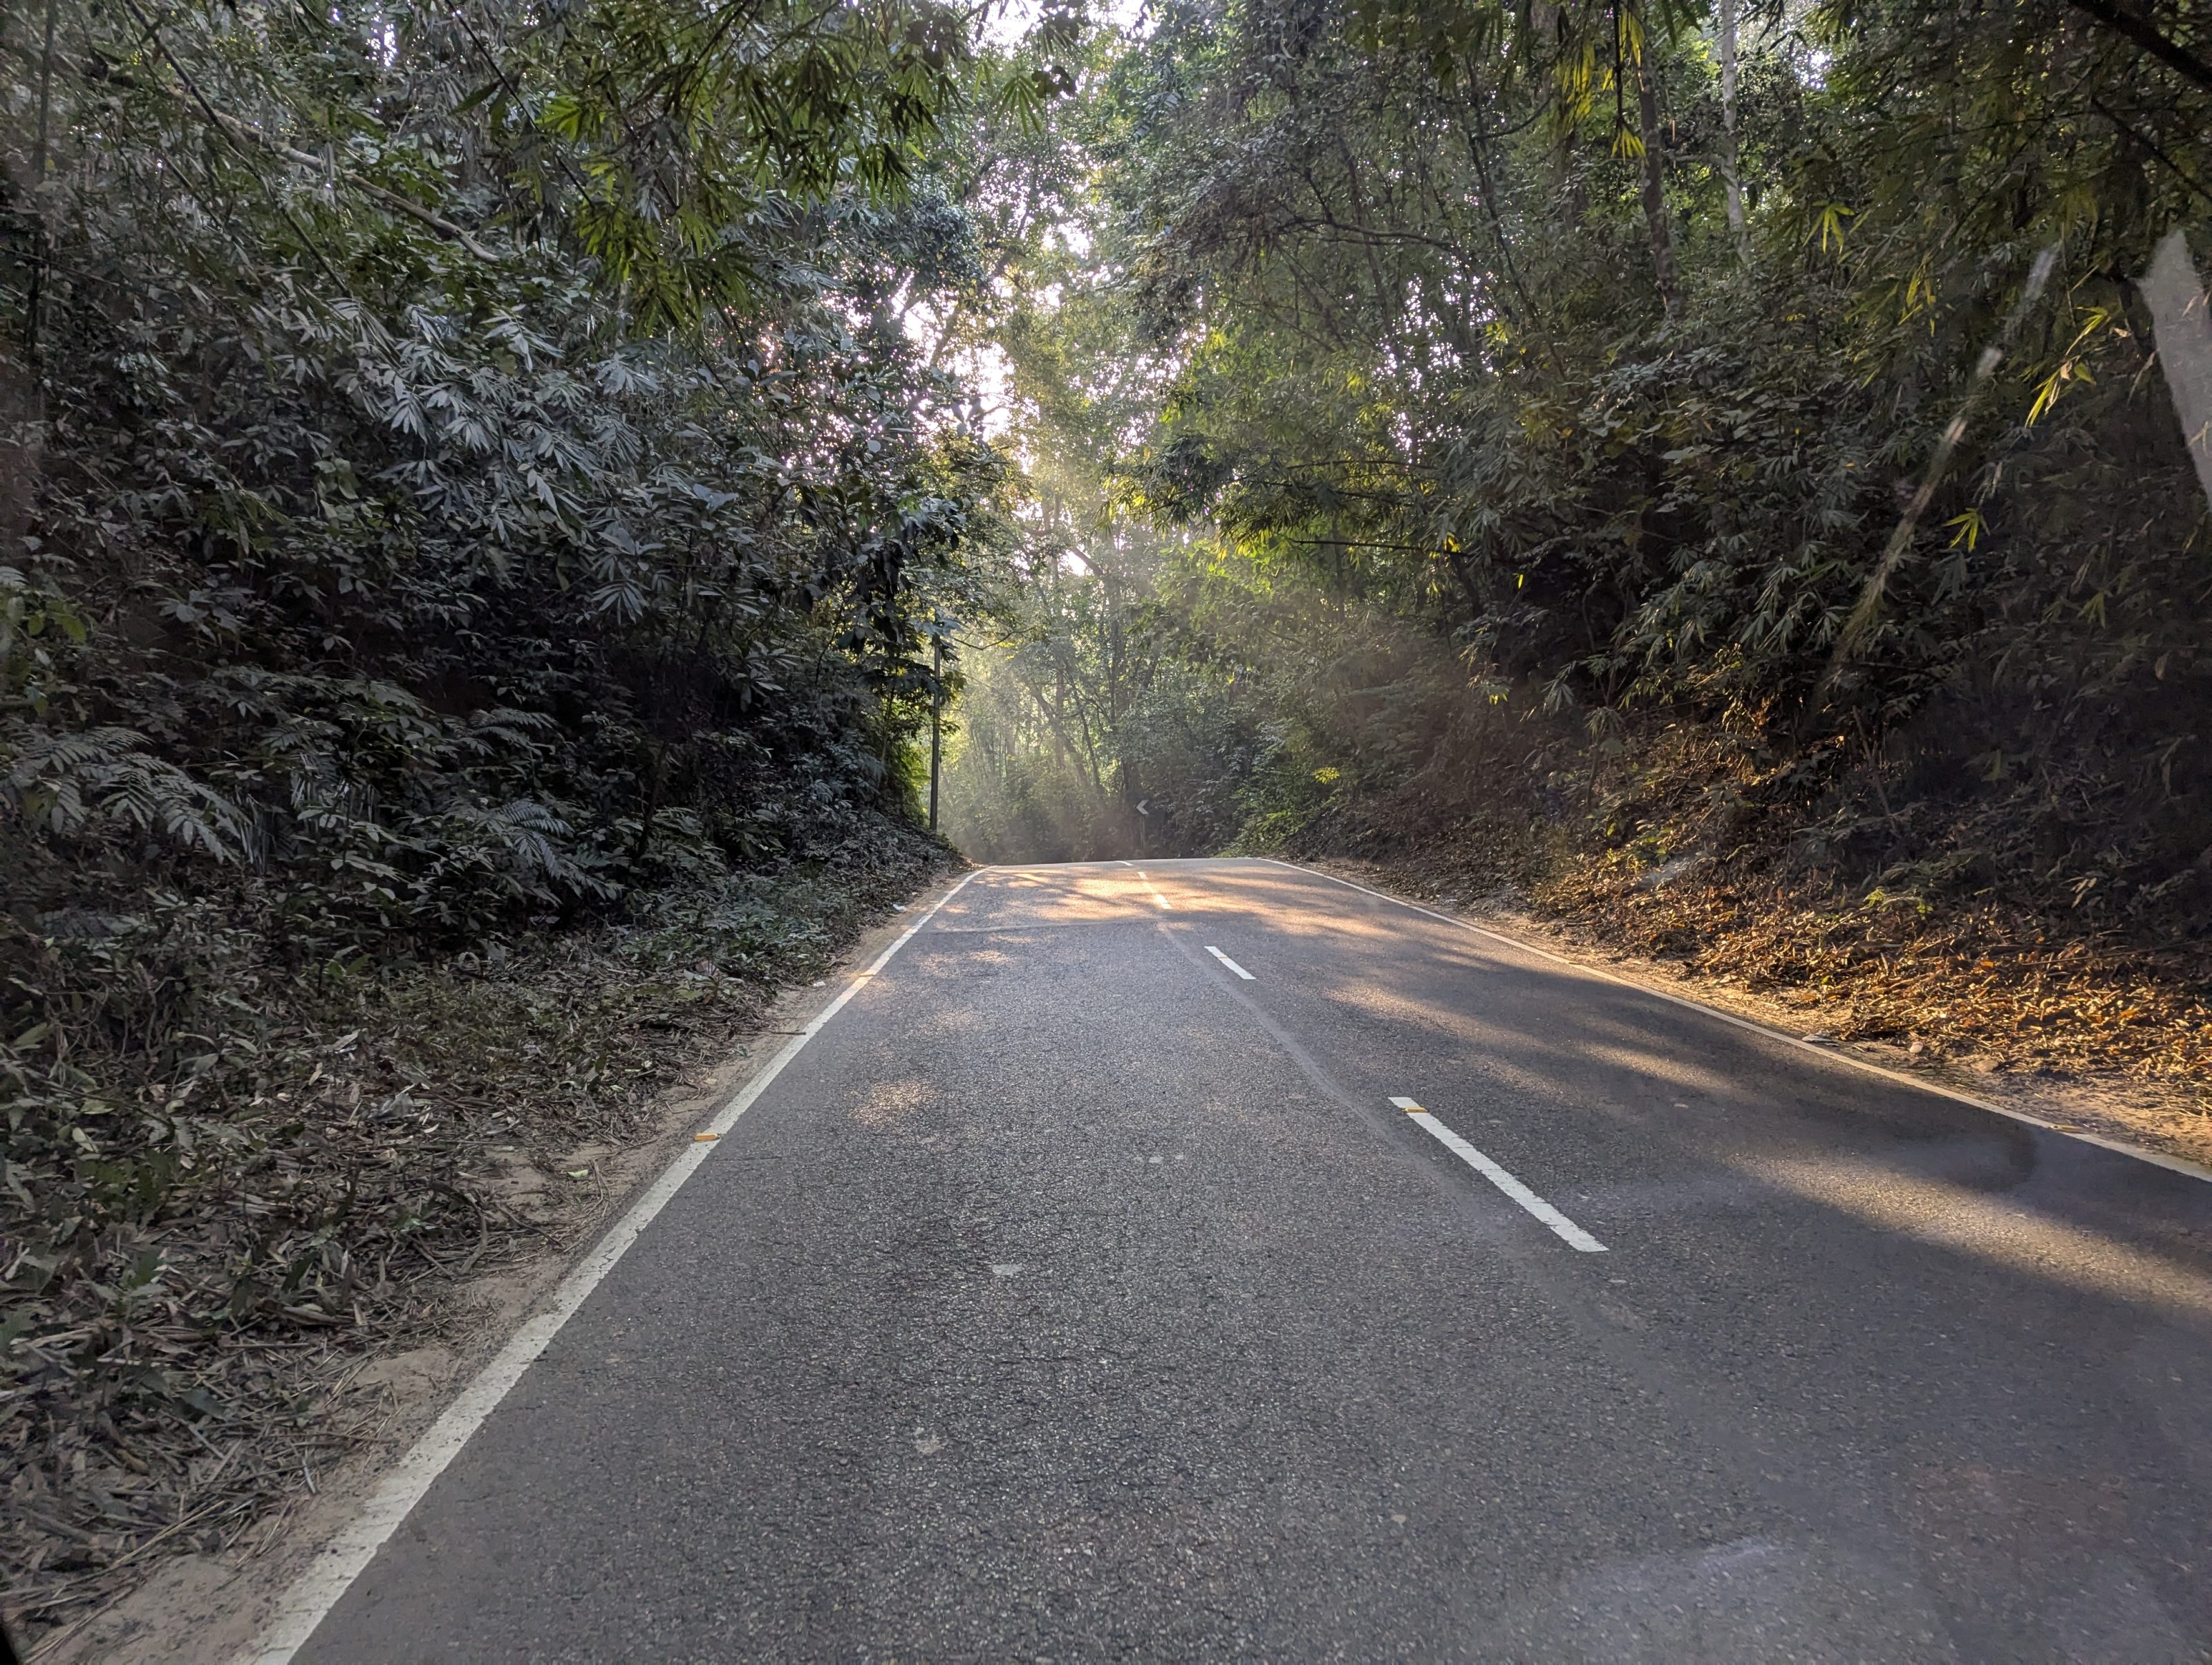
(1747, 1156, 2212, 1320)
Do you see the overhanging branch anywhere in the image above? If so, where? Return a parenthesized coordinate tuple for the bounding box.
(2065, 0, 2212, 95)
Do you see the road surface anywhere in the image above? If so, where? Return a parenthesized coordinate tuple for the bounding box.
(275, 859, 2212, 1662)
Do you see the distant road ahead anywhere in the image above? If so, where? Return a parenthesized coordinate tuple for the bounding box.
(281, 859, 2212, 1662)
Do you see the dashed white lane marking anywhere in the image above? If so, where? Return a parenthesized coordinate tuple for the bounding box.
(1134, 869, 1172, 910)
(240, 869, 986, 1664)
(1391, 1097, 1607, 1253)
(1206, 946, 1255, 980)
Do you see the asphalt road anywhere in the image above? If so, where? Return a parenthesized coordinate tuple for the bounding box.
(282, 859, 2212, 1662)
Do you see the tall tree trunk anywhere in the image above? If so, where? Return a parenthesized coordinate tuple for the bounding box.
(1718, 0, 1750, 264)
(1632, 11, 1680, 316)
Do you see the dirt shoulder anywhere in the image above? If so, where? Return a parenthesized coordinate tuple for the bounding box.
(1304, 852, 2212, 1176)
(9, 856, 965, 1664)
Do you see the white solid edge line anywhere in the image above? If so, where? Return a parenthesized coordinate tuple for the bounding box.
(1392, 1097, 1607, 1253)
(1273, 860, 2212, 1187)
(239, 866, 988, 1665)
(1206, 945, 1256, 981)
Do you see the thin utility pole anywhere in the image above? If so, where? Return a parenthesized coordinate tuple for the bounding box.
(928, 635, 943, 831)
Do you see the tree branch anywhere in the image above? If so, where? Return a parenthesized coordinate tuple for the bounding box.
(205, 109, 505, 262)
(111, 0, 503, 263)
(2065, 0, 2212, 94)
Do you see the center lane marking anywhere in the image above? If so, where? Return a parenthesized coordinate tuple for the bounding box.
(1206, 946, 1255, 980)
(1391, 1097, 1608, 1253)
